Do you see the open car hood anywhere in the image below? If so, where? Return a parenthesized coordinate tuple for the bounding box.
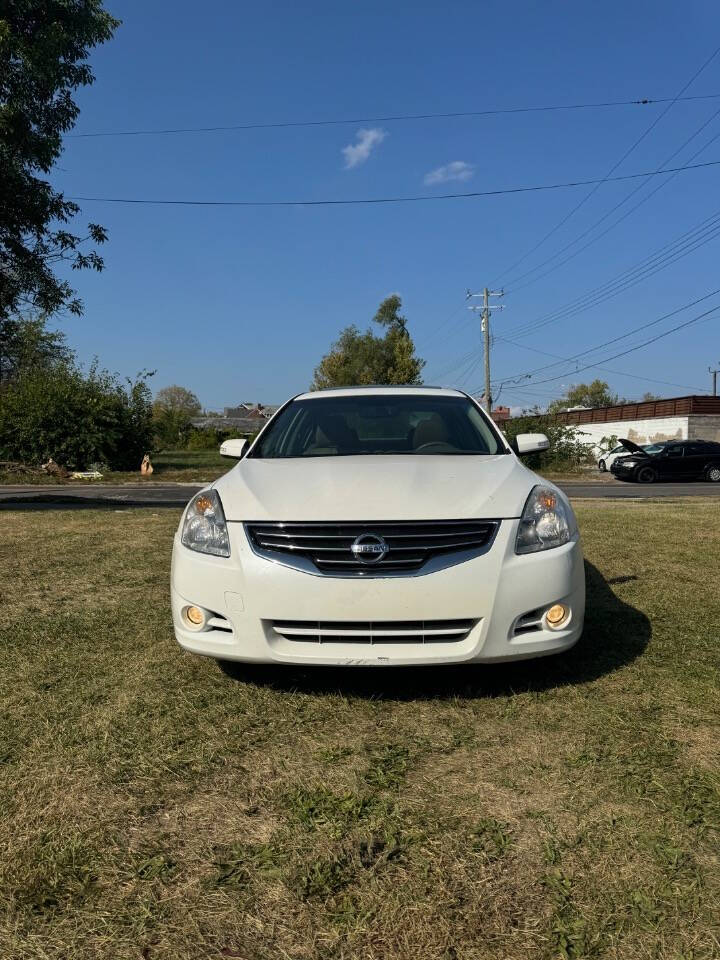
(618, 438, 649, 456)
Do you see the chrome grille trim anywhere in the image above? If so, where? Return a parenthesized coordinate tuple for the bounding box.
(271, 618, 478, 644)
(244, 520, 500, 576)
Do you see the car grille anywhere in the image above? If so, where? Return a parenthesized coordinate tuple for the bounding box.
(245, 520, 499, 574)
(271, 618, 477, 644)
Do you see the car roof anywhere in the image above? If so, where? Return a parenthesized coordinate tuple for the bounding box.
(294, 385, 468, 401)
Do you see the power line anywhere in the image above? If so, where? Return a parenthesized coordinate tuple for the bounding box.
(502, 111, 720, 296)
(68, 157, 720, 208)
(480, 296, 720, 392)
(489, 44, 720, 287)
(501, 201, 720, 341)
(419, 202, 720, 380)
(66, 93, 720, 139)
(492, 335, 707, 393)
(423, 273, 720, 390)
(495, 287, 720, 385)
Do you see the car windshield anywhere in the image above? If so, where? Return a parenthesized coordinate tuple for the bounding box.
(250, 394, 504, 458)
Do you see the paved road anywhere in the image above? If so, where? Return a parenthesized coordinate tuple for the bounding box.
(1, 480, 719, 509)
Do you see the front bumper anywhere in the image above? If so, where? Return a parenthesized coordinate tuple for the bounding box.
(171, 520, 585, 666)
(611, 461, 639, 479)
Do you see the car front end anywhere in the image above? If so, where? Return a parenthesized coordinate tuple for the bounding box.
(610, 455, 641, 480)
(170, 388, 585, 667)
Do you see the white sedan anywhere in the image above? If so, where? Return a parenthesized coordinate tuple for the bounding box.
(171, 386, 585, 668)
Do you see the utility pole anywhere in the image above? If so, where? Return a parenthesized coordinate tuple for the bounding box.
(710, 363, 720, 396)
(468, 287, 504, 412)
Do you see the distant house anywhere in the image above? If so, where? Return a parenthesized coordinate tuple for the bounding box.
(224, 403, 280, 420)
(490, 405, 511, 424)
(191, 401, 281, 435)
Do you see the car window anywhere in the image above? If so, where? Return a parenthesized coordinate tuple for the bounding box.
(250, 394, 504, 458)
(611, 445, 625, 454)
(666, 446, 684, 458)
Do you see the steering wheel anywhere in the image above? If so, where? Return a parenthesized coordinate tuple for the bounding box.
(414, 441, 458, 453)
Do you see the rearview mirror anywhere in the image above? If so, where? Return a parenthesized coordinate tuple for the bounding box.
(513, 433, 550, 455)
(219, 438, 247, 459)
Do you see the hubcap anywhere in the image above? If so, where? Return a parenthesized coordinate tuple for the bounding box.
(709, 468, 720, 482)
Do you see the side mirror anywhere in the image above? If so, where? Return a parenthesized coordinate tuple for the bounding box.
(219, 438, 247, 459)
(513, 433, 550, 455)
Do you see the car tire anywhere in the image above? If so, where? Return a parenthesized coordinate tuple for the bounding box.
(598, 460, 607, 472)
(706, 465, 720, 483)
(636, 466, 657, 483)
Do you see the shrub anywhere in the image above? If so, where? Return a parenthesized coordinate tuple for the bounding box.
(185, 427, 255, 450)
(503, 414, 594, 471)
(0, 363, 153, 470)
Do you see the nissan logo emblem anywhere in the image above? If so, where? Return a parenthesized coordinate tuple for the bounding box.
(350, 533, 389, 564)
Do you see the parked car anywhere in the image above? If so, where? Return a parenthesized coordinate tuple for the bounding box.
(597, 441, 670, 472)
(611, 438, 720, 483)
(171, 387, 585, 668)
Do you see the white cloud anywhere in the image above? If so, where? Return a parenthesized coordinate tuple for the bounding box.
(342, 127, 387, 169)
(424, 161, 475, 186)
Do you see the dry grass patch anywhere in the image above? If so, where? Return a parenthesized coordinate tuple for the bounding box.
(0, 501, 719, 959)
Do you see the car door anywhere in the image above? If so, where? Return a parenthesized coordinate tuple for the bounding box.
(684, 442, 713, 479)
(655, 444, 686, 479)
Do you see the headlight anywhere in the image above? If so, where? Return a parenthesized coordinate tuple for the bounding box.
(515, 485, 574, 554)
(619, 459, 637, 466)
(181, 489, 230, 557)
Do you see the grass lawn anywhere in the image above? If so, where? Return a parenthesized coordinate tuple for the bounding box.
(0, 501, 718, 959)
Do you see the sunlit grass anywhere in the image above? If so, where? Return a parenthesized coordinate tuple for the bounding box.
(0, 501, 718, 959)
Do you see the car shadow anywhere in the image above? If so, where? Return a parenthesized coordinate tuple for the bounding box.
(219, 561, 650, 701)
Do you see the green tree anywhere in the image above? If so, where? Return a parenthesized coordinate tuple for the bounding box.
(548, 379, 621, 412)
(153, 384, 202, 447)
(0, 361, 153, 470)
(0, 1, 119, 321)
(311, 295, 424, 389)
(0, 310, 73, 384)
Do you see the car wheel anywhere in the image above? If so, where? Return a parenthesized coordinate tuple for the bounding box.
(598, 460, 607, 472)
(636, 466, 657, 483)
(706, 465, 720, 483)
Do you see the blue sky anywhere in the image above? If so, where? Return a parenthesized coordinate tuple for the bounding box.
(53, 0, 720, 410)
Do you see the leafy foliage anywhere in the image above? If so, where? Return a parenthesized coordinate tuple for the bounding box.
(152, 385, 202, 447)
(548, 379, 621, 412)
(0, 1, 119, 320)
(504, 413, 594, 470)
(0, 310, 73, 384)
(0, 360, 154, 470)
(185, 426, 253, 450)
(311, 295, 424, 389)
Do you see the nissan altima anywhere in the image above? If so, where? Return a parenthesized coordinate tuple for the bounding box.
(171, 386, 585, 667)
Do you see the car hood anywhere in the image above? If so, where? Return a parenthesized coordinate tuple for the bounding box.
(618, 438, 650, 457)
(214, 454, 538, 521)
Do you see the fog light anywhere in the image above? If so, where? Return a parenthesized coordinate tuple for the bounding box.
(183, 605, 206, 629)
(545, 603, 569, 629)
